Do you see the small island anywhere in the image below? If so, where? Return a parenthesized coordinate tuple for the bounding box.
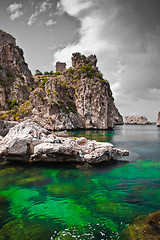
(125, 116, 150, 125)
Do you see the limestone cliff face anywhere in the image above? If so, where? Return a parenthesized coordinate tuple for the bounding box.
(113, 104, 123, 125)
(29, 53, 123, 130)
(69, 53, 119, 129)
(0, 30, 123, 129)
(0, 30, 34, 111)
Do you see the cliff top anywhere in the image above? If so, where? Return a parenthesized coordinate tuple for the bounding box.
(72, 52, 97, 68)
(0, 30, 15, 46)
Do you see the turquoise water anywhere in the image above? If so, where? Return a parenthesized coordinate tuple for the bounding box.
(0, 124, 160, 239)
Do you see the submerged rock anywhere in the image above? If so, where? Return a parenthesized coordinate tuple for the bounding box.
(122, 210, 160, 240)
(125, 116, 150, 125)
(0, 120, 129, 164)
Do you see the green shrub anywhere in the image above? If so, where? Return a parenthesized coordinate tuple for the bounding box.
(44, 71, 49, 75)
(41, 79, 48, 86)
(54, 72, 62, 76)
(87, 72, 94, 78)
(27, 86, 34, 91)
(47, 89, 51, 93)
(96, 72, 103, 80)
(80, 64, 96, 76)
(68, 68, 74, 74)
(73, 75, 81, 80)
(9, 98, 18, 109)
(35, 70, 42, 75)
(53, 91, 59, 97)
(66, 101, 77, 114)
(19, 76, 24, 81)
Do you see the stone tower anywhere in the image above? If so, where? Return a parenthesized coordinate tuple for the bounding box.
(55, 62, 66, 73)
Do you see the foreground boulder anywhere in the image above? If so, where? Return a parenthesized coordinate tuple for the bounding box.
(0, 120, 129, 164)
(125, 116, 150, 125)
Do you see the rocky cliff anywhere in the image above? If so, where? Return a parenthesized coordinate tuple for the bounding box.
(0, 30, 34, 111)
(29, 53, 123, 130)
(0, 30, 123, 130)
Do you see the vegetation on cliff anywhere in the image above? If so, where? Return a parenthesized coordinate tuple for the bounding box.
(0, 30, 123, 130)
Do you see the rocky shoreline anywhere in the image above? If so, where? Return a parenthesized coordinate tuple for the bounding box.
(0, 120, 129, 164)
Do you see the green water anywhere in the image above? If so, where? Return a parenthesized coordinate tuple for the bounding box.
(0, 125, 160, 239)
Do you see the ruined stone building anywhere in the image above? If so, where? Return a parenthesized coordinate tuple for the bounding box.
(55, 62, 66, 73)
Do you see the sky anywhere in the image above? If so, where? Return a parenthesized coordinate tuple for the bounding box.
(0, 0, 160, 121)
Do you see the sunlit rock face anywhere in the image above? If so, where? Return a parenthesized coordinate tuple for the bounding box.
(0, 29, 34, 111)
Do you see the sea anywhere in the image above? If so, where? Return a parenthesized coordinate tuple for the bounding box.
(0, 124, 160, 239)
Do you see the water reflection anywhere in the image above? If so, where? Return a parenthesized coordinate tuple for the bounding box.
(67, 129, 114, 142)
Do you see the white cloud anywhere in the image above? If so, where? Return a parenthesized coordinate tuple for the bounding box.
(10, 10, 23, 20)
(28, 0, 52, 25)
(46, 19, 56, 26)
(7, 2, 22, 12)
(39, 0, 52, 12)
(55, 1, 65, 16)
(59, 0, 93, 17)
(7, 2, 23, 20)
(28, 11, 38, 25)
(53, 0, 160, 106)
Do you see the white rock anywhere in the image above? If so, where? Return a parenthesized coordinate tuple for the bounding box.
(0, 120, 129, 163)
(76, 137, 88, 145)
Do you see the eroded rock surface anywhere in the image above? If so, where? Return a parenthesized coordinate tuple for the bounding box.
(0, 120, 129, 164)
(0, 30, 34, 112)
